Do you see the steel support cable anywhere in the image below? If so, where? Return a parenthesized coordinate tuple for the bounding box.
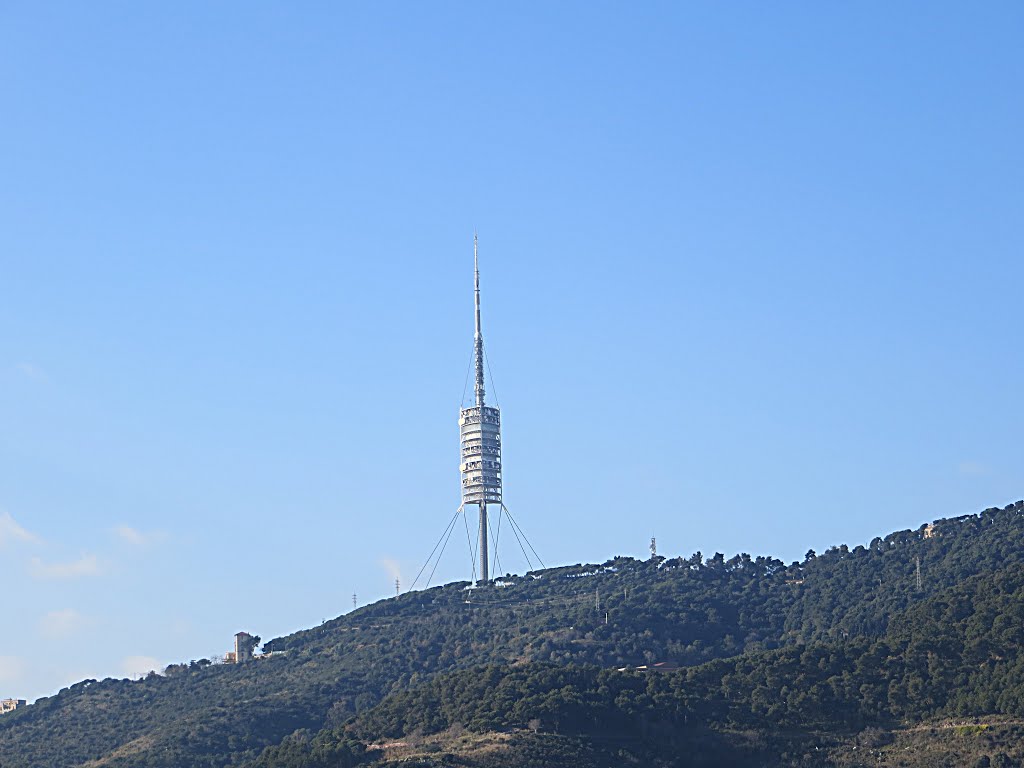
(517, 519, 545, 569)
(488, 508, 503, 578)
(490, 506, 504, 577)
(483, 348, 500, 407)
(473, 512, 484, 579)
(504, 509, 535, 571)
(426, 511, 461, 588)
(503, 507, 532, 570)
(507, 509, 544, 568)
(410, 508, 462, 592)
(460, 344, 475, 408)
(411, 509, 459, 592)
(503, 505, 545, 569)
(462, 505, 478, 580)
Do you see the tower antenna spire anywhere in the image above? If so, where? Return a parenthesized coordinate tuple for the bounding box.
(474, 232, 485, 408)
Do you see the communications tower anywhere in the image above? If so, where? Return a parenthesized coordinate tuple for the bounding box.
(409, 236, 543, 593)
(459, 234, 503, 583)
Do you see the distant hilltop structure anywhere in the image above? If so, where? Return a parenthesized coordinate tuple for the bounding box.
(225, 631, 260, 664)
(1, 699, 26, 714)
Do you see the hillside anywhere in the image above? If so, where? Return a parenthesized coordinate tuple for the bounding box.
(2, 501, 1024, 767)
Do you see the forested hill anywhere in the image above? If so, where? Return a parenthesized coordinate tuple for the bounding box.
(2, 501, 1024, 768)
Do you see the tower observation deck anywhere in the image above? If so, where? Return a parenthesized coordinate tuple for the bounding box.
(459, 406, 502, 507)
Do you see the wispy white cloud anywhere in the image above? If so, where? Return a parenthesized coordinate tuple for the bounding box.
(112, 525, 167, 547)
(0, 656, 26, 684)
(958, 460, 992, 476)
(30, 554, 102, 580)
(14, 362, 49, 383)
(120, 655, 161, 679)
(0, 511, 40, 548)
(39, 609, 91, 640)
(379, 557, 402, 585)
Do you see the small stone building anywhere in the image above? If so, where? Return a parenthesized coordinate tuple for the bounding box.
(234, 632, 257, 663)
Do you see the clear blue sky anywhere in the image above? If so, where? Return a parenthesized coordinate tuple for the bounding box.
(1, 2, 1021, 701)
